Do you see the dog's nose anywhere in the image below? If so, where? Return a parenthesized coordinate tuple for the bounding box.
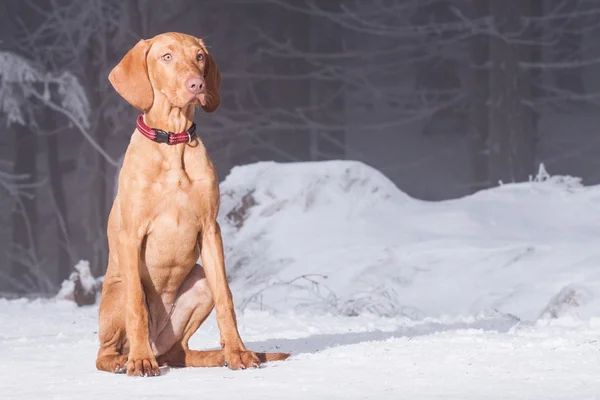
(185, 76, 205, 94)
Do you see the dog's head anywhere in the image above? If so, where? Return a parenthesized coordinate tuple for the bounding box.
(108, 32, 221, 113)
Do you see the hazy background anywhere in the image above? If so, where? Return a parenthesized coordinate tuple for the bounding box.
(0, 0, 598, 295)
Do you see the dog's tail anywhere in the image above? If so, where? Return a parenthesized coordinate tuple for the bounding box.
(256, 352, 291, 363)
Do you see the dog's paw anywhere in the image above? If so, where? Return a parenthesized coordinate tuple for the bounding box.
(223, 350, 261, 370)
(96, 354, 129, 374)
(113, 355, 128, 374)
(126, 355, 161, 377)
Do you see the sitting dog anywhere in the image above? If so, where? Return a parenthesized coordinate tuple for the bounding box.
(95, 32, 290, 377)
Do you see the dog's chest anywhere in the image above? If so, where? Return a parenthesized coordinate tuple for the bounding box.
(150, 171, 211, 222)
(141, 176, 210, 270)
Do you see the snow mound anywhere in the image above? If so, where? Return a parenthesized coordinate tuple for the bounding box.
(217, 160, 600, 322)
(56, 260, 103, 306)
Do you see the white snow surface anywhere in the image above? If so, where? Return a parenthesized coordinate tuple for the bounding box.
(3, 160, 600, 398)
(1, 300, 600, 399)
(220, 160, 600, 322)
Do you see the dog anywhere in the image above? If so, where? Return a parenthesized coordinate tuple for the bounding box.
(95, 32, 290, 377)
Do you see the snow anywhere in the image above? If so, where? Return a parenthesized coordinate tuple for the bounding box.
(220, 160, 600, 322)
(4, 160, 600, 398)
(56, 260, 102, 301)
(1, 299, 600, 399)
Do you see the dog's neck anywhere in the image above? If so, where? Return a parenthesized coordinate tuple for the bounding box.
(143, 103, 195, 134)
(136, 101, 201, 172)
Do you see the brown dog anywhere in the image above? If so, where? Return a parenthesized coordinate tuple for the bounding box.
(95, 32, 290, 377)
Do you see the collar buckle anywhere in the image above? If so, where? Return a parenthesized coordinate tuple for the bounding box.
(154, 129, 171, 144)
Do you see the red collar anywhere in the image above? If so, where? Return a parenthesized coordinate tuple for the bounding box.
(136, 114, 196, 145)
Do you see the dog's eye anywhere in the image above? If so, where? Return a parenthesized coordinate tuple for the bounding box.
(161, 53, 172, 62)
(196, 53, 204, 62)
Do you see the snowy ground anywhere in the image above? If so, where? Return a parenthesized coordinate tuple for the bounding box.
(4, 160, 600, 399)
(1, 300, 600, 399)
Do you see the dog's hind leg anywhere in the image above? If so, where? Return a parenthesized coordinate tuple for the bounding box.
(152, 264, 215, 362)
(154, 264, 290, 369)
(157, 346, 290, 368)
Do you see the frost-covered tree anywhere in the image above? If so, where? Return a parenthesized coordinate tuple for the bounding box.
(0, 50, 89, 293)
(16, 0, 134, 277)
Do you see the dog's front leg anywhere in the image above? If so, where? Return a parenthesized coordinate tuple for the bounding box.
(118, 232, 160, 377)
(200, 222, 260, 370)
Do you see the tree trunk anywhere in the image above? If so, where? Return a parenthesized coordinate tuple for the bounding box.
(552, 0, 585, 97)
(468, 0, 490, 191)
(412, 0, 463, 137)
(308, 0, 346, 161)
(488, 0, 536, 183)
(46, 130, 73, 282)
(9, 121, 38, 293)
(90, 121, 109, 276)
(86, 62, 109, 278)
(520, 0, 543, 165)
(270, 6, 312, 162)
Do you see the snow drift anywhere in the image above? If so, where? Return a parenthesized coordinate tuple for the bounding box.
(218, 160, 600, 322)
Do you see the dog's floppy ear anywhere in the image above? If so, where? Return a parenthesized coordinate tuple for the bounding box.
(202, 51, 221, 113)
(109, 39, 154, 112)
